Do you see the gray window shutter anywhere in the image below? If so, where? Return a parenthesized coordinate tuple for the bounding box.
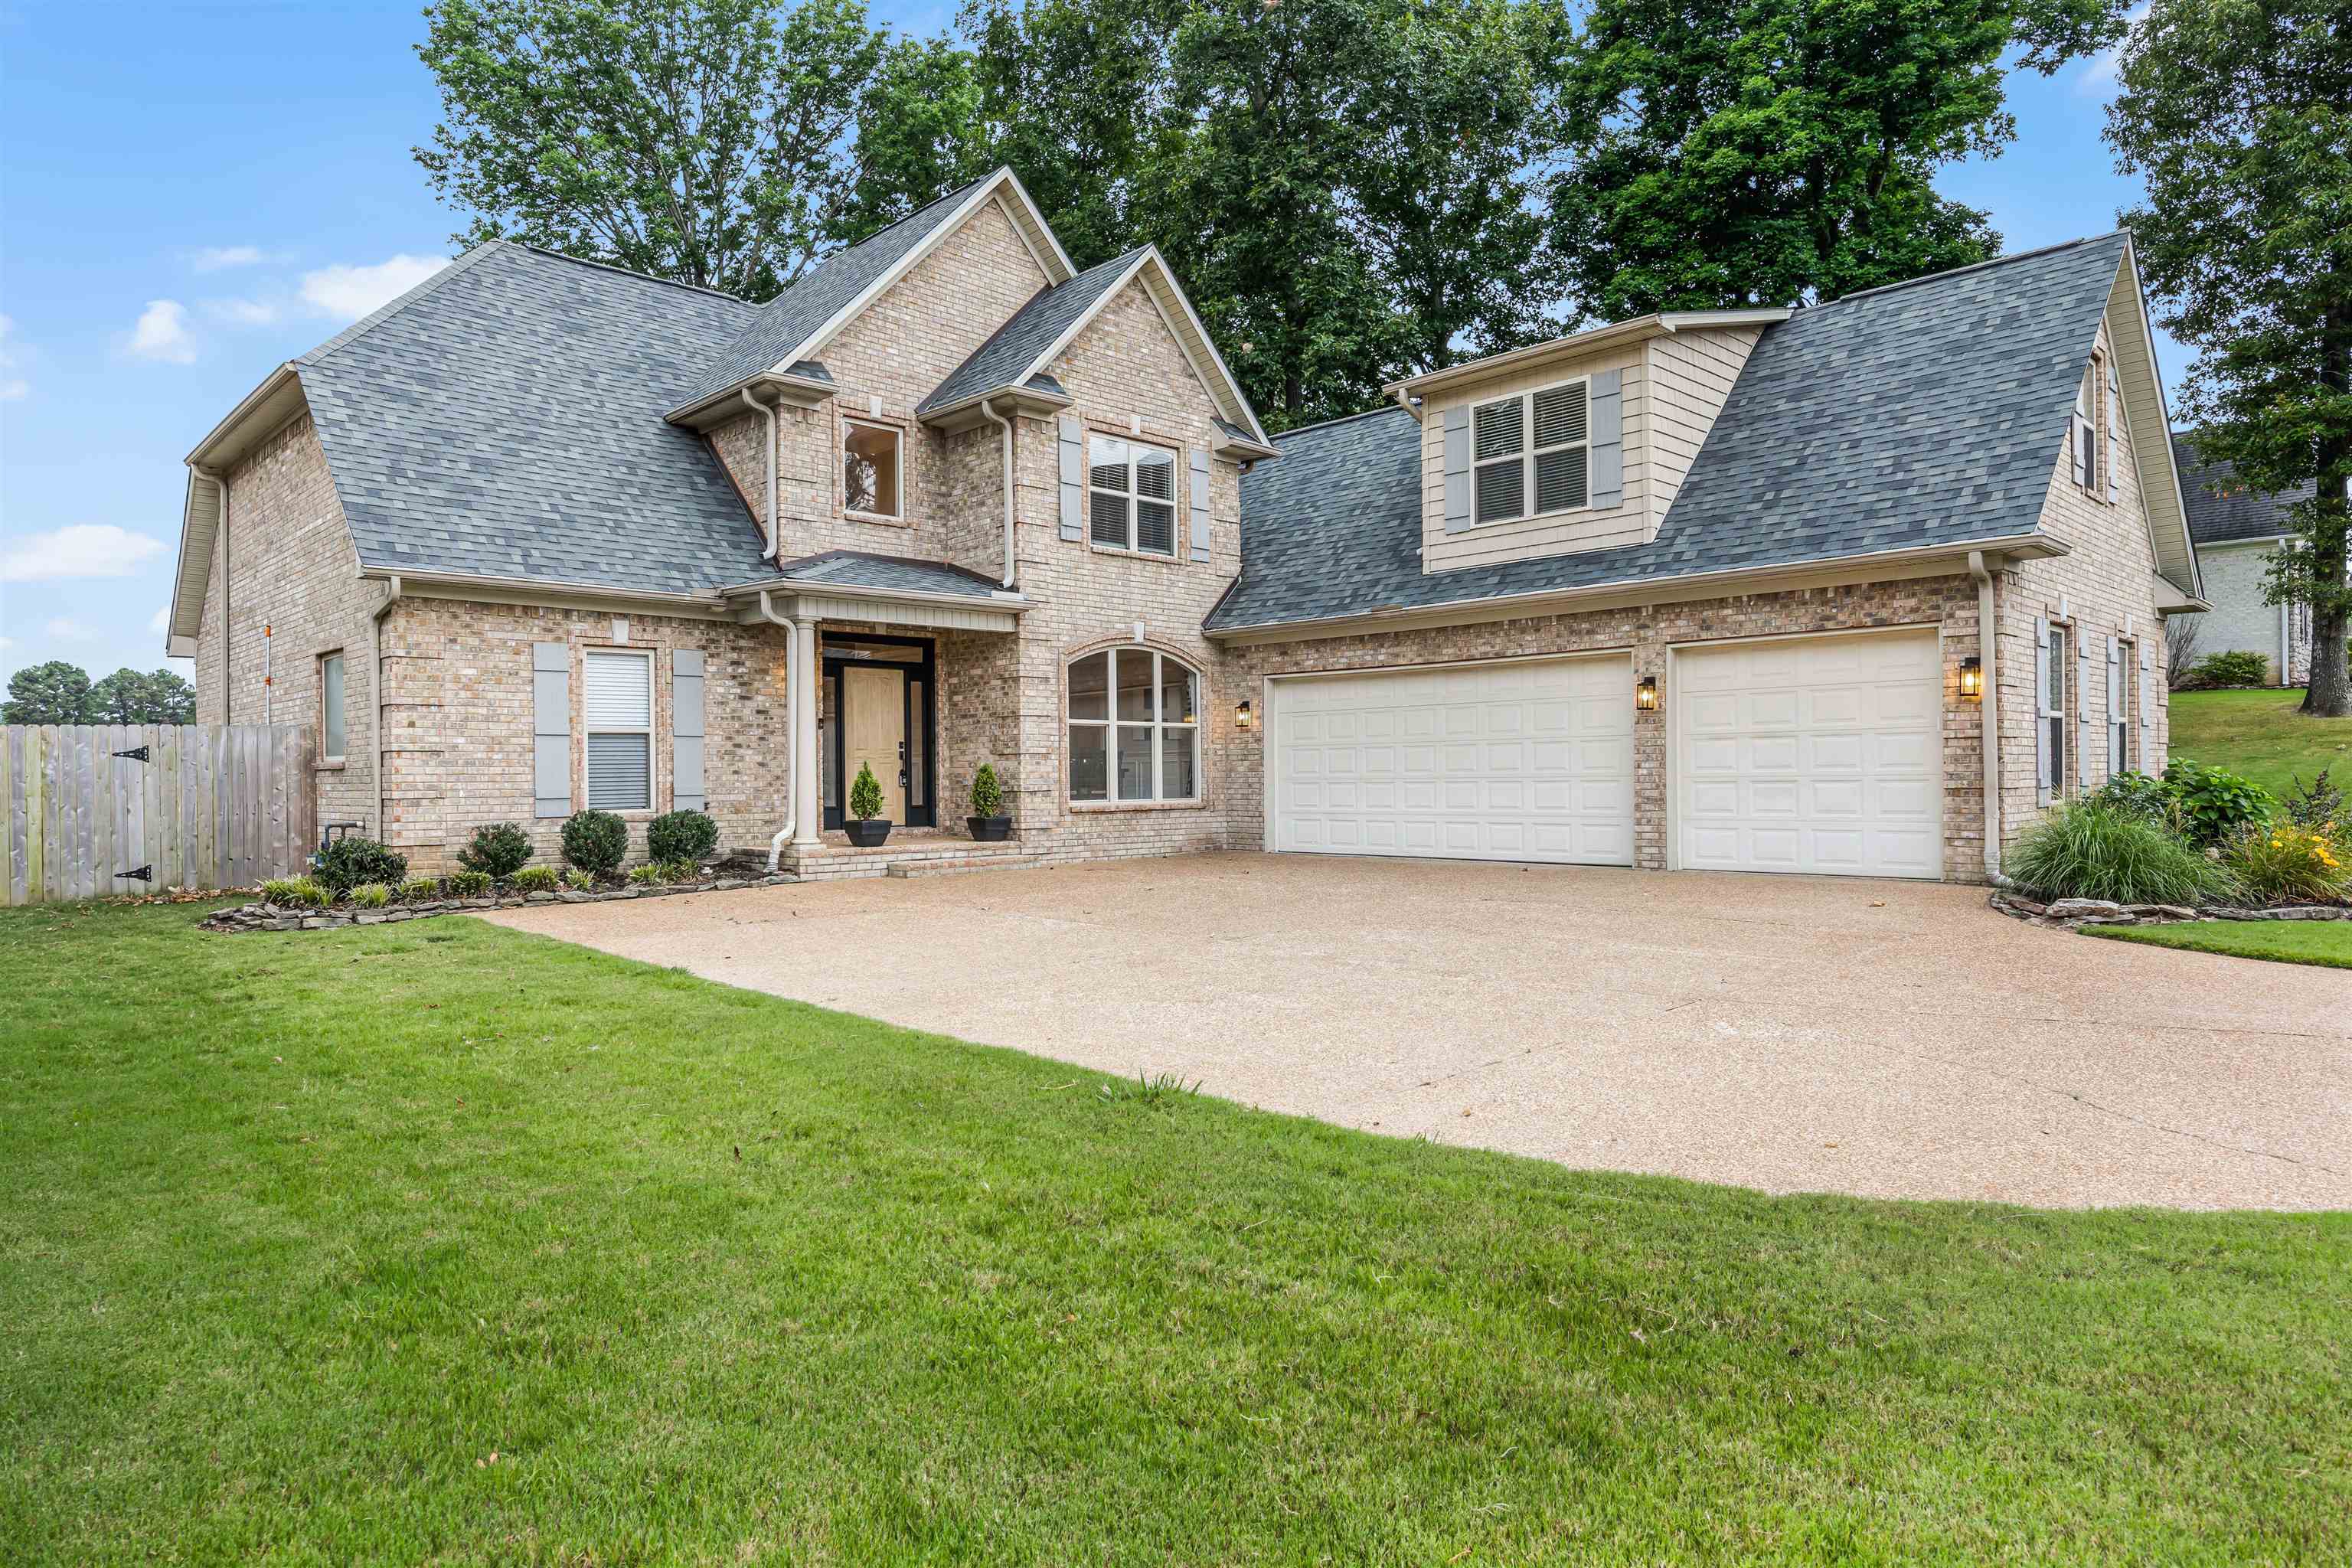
(533, 642, 570, 818)
(2076, 624, 2093, 789)
(1057, 415, 1083, 542)
(2105, 364, 2123, 504)
(2034, 615, 2053, 808)
(1188, 448, 1212, 563)
(2137, 638, 2157, 770)
(672, 648, 706, 812)
(1442, 405, 1472, 534)
(1589, 368, 1625, 509)
(2107, 635, 2125, 775)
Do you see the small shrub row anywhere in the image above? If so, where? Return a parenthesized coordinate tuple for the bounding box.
(452, 809, 720, 881)
(2174, 649, 2272, 690)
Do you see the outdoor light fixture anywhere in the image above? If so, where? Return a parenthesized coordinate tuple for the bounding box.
(1635, 675, 1660, 712)
(1235, 699, 1254, 730)
(1959, 655, 1984, 699)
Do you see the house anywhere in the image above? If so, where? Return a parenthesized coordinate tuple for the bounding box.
(2171, 433, 2315, 687)
(165, 168, 2203, 885)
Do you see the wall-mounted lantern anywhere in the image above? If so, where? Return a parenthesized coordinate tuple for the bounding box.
(1235, 699, 1254, 730)
(1635, 675, 1660, 712)
(1958, 656, 1984, 700)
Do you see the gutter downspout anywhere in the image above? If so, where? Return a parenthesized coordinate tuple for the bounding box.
(979, 397, 1016, 588)
(740, 387, 779, 560)
(754, 589, 820, 867)
(195, 466, 228, 718)
(371, 574, 403, 843)
(1970, 550, 2002, 883)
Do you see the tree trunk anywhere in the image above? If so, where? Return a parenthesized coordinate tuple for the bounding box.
(2308, 600, 2349, 716)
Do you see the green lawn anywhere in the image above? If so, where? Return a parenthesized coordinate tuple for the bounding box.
(3, 905, 2347, 1564)
(2169, 687, 2352, 801)
(2086, 916, 2352, 969)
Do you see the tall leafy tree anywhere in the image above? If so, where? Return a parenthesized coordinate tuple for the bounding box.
(1549, 0, 2125, 319)
(88, 668, 197, 725)
(415, 0, 897, 297)
(826, 33, 995, 242)
(3, 662, 95, 725)
(2106, 0, 2352, 717)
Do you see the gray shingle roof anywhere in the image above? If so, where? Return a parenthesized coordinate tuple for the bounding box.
(2172, 432, 2316, 545)
(1210, 234, 2130, 633)
(919, 248, 1145, 414)
(766, 550, 1011, 599)
(297, 241, 775, 597)
(681, 175, 997, 407)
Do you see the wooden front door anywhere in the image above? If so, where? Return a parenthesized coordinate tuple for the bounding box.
(841, 665, 907, 824)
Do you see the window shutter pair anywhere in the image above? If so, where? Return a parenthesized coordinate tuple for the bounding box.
(1187, 449, 1211, 563)
(2137, 639, 2157, 770)
(2105, 364, 2123, 504)
(1057, 414, 1083, 541)
(533, 642, 570, 818)
(2034, 615, 2056, 808)
(2106, 635, 2126, 775)
(2075, 625, 2093, 789)
(672, 650, 706, 812)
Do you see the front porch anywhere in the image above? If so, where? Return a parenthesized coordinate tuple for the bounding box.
(776, 828, 1037, 882)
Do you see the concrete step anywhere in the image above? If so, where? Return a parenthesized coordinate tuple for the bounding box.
(884, 854, 1041, 880)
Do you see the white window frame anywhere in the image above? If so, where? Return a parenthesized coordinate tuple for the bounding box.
(1067, 646, 1201, 804)
(2072, 357, 2102, 495)
(843, 416, 904, 521)
(2044, 618, 2069, 802)
(318, 650, 346, 765)
(1086, 433, 1181, 557)
(584, 647, 655, 812)
(1469, 375, 1592, 528)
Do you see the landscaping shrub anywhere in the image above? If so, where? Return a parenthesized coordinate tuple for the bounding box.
(2089, 769, 2175, 828)
(260, 876, 328, 910)
(2225, 823, 2349, 905)
(562, 869, 596, 892)
(399, 877, 442, 901)
(2007, 802, 2241, 906)
(849, 762, 884, 821)
(972, 763, 1004, 818)
(2160, 757, 2271, 848)
(2185, 650, 2271, 689)
(315, 836, 407, 895)
(629, 863, 667, 886)
(511, 866, 562, 893)
(658, 859, 700, 882)
(348, 883, 392, 909)
(456, 822, 534, 879)
(2278, 769, 2344, 841)
(646, 809, 718, 864)
(561, 809, 629, 875)
(445, 869, 493, 897)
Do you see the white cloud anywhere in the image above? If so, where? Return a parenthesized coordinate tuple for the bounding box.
(127, 299, 198, 364)
(1, 524, 168, 583)
(44, 617, 96, 641)
(149, 606, 170, 635)
(0, 635, 14, 656)
(202, 296, 283, 327)
(2078, 5, 2151, 98)
(192, 244, 276, 272)
(0, 313, 26, 400)
(300, 254, 450, 322)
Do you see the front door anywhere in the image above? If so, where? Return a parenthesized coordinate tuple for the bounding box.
(841, 665, 907, 824)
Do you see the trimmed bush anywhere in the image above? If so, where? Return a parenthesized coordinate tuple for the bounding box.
(971, 763, 1004, 818)
(2088, 769, 2176, 828)
(2007, 802, 2241, 906)
(2161, 757, 2271, 848)
(2225, 824, 2348, 905)
(348, 883, 392, 910)
(315, 836, 407, 895)
(849, 762, 884, 822)
(2185, 650, 2271, 689)
(399, 877, 442, 901)
(647, 809, 718, 864)
(457, 822, 534, 879)
(446, 869, 493, 897)
(261, 876, 328, 910)
(511, 866, 562, 893)
(562, 869, 596, 892)
(561, 809, 629, 875)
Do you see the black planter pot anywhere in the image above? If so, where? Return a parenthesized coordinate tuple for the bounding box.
(844, 818, 892, 848)
(968, 815, 1013, 843)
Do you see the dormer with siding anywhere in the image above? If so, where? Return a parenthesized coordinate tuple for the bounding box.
(1388, 312, 1788, 574)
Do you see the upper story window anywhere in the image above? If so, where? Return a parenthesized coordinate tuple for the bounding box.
(844, 419, 902, 518)
(2071, 359, 2103, 495)
(1068, 646, 1199, 803)
(585, 648, 653, 812)
(1089, 434, 1178, 556)
(318, 651, 346, 764)
(1472, 379, 1590, 525)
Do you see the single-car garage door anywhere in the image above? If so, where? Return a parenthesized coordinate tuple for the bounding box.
(1674, 629, 1943, 878)
(1270, 656, 1634, 864)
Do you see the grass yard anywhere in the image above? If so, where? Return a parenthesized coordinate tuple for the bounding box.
(2085, 916, 2352, 970)
(2168, 687, 2352, 801)
(3, 905, 2347, 1565)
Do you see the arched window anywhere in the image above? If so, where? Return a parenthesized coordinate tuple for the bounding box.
(1068, 647, 1200, 803)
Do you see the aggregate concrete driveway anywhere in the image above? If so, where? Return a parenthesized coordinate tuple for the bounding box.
(486, 854, 2351, 1210)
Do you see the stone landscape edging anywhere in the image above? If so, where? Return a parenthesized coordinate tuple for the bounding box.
(1988, 890, 2352, 931)
(202, 874, 795, 933)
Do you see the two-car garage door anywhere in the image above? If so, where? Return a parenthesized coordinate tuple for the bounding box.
(1267, 629, 1943, 879)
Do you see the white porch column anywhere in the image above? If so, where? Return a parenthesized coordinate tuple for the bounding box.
(792, 618, 822, 846)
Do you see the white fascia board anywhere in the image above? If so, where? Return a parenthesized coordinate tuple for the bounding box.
(1134, 246, 1273, 446)
(1383, 309, 1792, 403)
(2110, 237, 2203, 600)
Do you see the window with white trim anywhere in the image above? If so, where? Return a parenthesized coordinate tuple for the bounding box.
(1067, 647, 1199, 802)
(844, 418, 902, 518)
(2071, 358, 2102, 494)
(1472, 378, 1590, 525)
(1088, 434, 1178, 556)
(584, 649, 654, 811)
(318, 652, 346, 764)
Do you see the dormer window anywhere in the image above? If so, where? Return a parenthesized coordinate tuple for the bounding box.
(2071, 359, 2102, 495)
(844, 418, 902, 518)
(1472, 379, 1590, 525)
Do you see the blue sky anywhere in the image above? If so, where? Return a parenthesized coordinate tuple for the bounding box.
(0, 0, 2171, 692)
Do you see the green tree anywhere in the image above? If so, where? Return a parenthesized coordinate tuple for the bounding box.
(3, 662, 96, 725)
(2105, 0, 2352, 717)
(827, 33, 995, 243)
(1549, 0, 2125, 320)
(414, 0, 899, 298)
(88, 668, 197, 725)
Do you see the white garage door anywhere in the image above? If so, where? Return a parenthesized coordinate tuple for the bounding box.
(1270, 656, 1634, 864)
(1674, 630, 1943, 878)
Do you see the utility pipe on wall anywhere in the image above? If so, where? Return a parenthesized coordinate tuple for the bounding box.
(740, 387, 780, 559)
(1969, 550, 2002, 883)
(979, 396, 1017, 588)
(371, 574, 403, 842)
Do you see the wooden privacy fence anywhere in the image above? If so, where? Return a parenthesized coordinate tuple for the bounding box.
(3, 725, 318, 906)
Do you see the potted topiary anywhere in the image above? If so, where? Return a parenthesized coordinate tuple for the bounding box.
(967, 763, 1011, 841)
(845, 761, 891, 847)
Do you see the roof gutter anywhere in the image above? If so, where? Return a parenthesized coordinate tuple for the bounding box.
(740, 385, 779, 559)
(1204, 532, 2071, 640)
(1383, 309, 1792, 403)
(356, 565, 730, 613)
(717, 576, 1029, 612)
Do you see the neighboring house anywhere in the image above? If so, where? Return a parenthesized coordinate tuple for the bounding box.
(167, 170, 2202, 885)
(2171, 433, 2315, 687)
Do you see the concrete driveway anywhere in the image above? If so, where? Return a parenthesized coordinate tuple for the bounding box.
(485, 854, 2351, 1210)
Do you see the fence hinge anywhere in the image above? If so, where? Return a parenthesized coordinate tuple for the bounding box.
(113, 745, 151, 763)
(116, 865, 154, 882)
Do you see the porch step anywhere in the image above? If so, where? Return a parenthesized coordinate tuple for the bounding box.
(884, 854, 1041, 880)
